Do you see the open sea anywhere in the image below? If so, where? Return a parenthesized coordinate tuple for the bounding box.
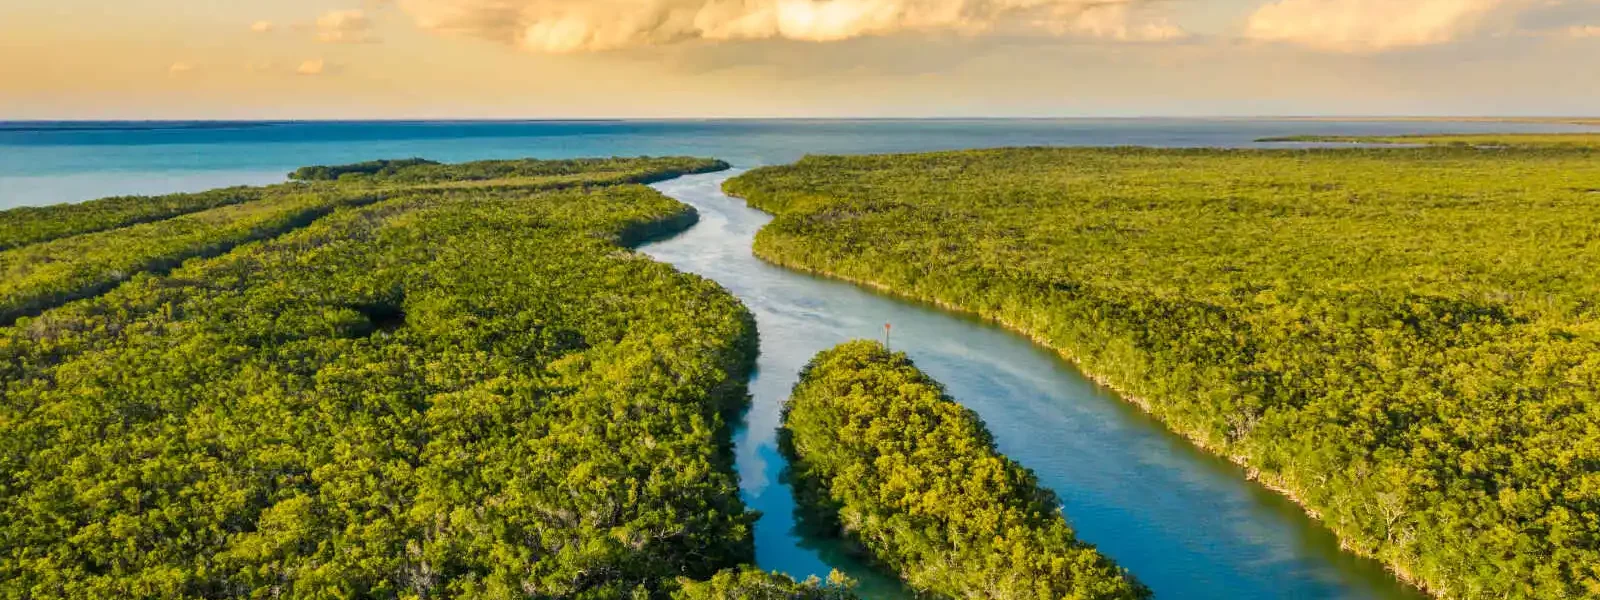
(2, 118, 1592, 208)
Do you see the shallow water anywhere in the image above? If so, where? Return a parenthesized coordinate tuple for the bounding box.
(641, 172, 1428, 600)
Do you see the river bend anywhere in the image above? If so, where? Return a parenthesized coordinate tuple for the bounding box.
(642, 172, 1424, 600)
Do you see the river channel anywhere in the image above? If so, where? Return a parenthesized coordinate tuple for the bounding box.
(641, 171, 1427, 600)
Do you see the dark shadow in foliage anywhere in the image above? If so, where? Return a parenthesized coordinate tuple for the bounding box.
(350, 301, 406, 335)
(619, 207, 701, 247)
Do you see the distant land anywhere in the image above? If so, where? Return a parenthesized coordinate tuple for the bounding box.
(1, 117, 1598, 131)
(1256, 132, 1600, 146)
(1262, 116, 1600, 126)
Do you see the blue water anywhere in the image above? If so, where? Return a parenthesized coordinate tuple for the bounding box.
(642, 173, 1427, 600)
(3, 119, 1587, 598)
(2, 118, 1590, 208)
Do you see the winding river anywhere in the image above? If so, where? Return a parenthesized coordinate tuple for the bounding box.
(14, 118, 1561, 598)
(641, 172, 1427, 600)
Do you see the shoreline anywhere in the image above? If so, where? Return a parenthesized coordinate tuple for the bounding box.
(725, 187, 1442, 599)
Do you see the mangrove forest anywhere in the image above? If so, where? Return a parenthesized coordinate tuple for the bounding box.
(728, 145, 1600, 599)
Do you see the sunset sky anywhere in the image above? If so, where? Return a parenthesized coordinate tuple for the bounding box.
(3, 0, 1598, 119)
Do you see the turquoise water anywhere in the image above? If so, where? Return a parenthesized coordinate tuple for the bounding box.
(4, 119, 1585, 597)
(3, 118, 1590, 208)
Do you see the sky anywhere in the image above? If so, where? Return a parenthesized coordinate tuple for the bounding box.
(1, 0, 1598, 118)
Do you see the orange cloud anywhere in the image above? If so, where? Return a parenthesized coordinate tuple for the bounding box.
(1569, 24, 1600, 38)
(1244, 0, 1520, 52)
(251, 20, 275, 33)
(297, 59, 328, 75)
(397, 0, 1179, 53)
(1052, 3, 1187, 41)
(317, 9, 375, 43)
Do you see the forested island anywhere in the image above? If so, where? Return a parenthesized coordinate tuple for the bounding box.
(783, 341, 1148, 599)
(0, 156, 858, 598)
(728, 145, 1600, 599)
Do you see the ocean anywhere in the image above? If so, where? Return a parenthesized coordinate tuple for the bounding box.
(3, 118, 1590, 208)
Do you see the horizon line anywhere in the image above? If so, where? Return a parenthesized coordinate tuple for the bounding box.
(3, 115, 1599, 125)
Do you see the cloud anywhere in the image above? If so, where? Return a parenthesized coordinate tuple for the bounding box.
(395, 0, 1180, 53)
(1243, 0, 1523, 52)
(1050, 2, 1187, 41)
(1569, 24, 1600, 37)
(297, 59, 328, 75)
(317, 9, 376, 43)
(168, 62, 196, 76)
(251, 20, 275, 33)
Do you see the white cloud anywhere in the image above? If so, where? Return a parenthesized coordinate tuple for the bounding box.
(396, 0, 1180, 53)
(1244, 0, 1519, 52)
(297, 59, 328, 75)
(317, 9, 375, 43)
(251, 20, 275, 33)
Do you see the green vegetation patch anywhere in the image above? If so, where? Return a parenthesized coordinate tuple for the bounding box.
(287, 158, 442, 181)
(0, 158, 769, 597)
(730, 146, 1600, 599)
(781, 340, 1149, 599)
(0, 189, 380, 325)
(673, 568, 858, 599)
(0, 186, 267, 251)
(0, 156, 730, 327)
(291, 156, 730, 186)
(1258, 132, 1600, 147)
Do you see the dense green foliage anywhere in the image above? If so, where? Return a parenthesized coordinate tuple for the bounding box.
(0, 189, 380, 325)
(292, 156, 729, 186)
(288, 158, 442, 181)
(781, 341, 1149, 600)
(673, 568, 857, 600)
(0, 157, 731, 328)
(1259, 133, 1600, 147)
(0, 186, 266, 251)
(0, 158, 777, 597)
(730, 147, 1600, 599)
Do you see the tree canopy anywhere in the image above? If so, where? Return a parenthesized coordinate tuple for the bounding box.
(783, 340, 1149, 600)
(0, 156, 785, 598)
(730, 146, 1600, 599)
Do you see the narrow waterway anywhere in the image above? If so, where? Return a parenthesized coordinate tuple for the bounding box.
(641, 172, 1427, 600)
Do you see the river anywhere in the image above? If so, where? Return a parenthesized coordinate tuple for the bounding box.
(10, 118, 1565, 598)
(641, 171, 1427, 600)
